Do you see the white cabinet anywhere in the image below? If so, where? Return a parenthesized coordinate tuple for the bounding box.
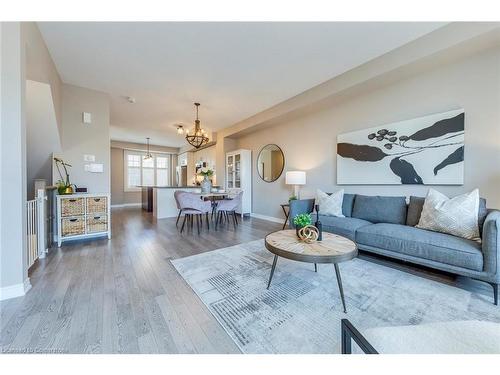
(226, 149, 251, 216)
(56, 193, 111, 247)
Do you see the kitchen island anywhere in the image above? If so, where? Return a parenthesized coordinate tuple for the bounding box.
(141, 186, 202, 219)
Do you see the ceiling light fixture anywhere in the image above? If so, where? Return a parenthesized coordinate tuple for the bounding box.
(176, 125, 184, 135)
(144, 137, 153, 160)
(127, 96, 136, 104)
(185, 102, 209, 149)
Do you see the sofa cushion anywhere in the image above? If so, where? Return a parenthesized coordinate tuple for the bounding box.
(406, 196, 425, 227)
(317, 189, 344, 217)
(324, 192, 355, 217)
(356, 223, 483, 271)
(319, 215, 372, 241)
(342, 193, 355, 217)
(352, 195, 407, 225)
(406, 195, 488, 235)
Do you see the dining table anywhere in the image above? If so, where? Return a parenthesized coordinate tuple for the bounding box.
(198, 192, 230, 218)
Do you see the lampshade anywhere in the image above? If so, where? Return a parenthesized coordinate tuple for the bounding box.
(285, 171, 306, 185)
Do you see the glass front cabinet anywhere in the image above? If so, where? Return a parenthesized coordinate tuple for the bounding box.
(225, 149, 251, 216)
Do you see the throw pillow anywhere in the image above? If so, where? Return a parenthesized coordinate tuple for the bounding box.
(316, 189, 344, 217)
(416, 189, 480, 241)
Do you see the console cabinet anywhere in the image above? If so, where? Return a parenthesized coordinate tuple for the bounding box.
(56, 193, 111, 247)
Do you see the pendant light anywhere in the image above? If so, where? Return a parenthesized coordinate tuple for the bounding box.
(144, 137, 153, 160)
(185, 102, 209, 149)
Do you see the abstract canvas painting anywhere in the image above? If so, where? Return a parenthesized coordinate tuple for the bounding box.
(337, 109, 465, 185)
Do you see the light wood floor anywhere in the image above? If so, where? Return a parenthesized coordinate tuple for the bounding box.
(1, 208, 281, 354)
(1, 208, 494, 354)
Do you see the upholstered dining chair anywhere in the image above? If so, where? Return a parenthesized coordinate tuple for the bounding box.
(215, 191, 243, 229)
(177, 192, 212, 235)
(173, 190, 185, 227)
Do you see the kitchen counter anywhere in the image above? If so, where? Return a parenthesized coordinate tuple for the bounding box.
(138, 185, 200, 189)
(141, 186, 203, 219)
(141, 186, 201, 213)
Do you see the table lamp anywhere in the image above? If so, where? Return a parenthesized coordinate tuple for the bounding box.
(285, 171, 306, 199)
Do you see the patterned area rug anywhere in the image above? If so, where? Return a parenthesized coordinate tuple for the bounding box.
(171, 239, 500, 354)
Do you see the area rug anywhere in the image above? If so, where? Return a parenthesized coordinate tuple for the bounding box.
(171, 239, 500, 354)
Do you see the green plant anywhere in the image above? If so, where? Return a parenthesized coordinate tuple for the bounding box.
(293, 213, 312, 228)
(54, 157, 72, 186)
(56, 180, 67, 195)
(288, 195, 297, 202)
(197, 167, 214, 177)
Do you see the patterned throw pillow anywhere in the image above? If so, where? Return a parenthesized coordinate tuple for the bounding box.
(416, 189, 480, 241)
(316, 189, 345, 217)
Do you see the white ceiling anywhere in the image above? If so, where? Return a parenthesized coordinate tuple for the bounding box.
(38, 22, 446, 147)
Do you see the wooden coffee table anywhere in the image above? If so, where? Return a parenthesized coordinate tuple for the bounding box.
(265, 229, 358, 313)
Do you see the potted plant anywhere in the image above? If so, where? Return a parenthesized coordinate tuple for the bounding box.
(293, 213, 312, 237)
(54, 157, 75, 194)
(198, 167, 214, 194)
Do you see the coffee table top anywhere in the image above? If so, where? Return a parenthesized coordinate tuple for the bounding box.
(265, 229, 357, 264)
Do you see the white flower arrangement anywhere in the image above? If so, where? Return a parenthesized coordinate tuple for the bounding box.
(198, 167, 214, 177)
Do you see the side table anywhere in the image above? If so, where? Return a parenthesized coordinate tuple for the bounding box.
(280, 203, 290, 230)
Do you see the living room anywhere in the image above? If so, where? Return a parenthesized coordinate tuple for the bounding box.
(1, 0, 500, 373)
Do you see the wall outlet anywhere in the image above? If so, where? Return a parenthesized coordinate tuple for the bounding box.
(84, 154, 95, 162)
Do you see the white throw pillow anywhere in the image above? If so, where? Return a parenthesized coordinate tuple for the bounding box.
(316, 189, 344, 217)
(416, 189, 480, 241)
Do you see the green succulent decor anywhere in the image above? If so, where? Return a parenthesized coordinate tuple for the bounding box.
(293, 213, 312, 228)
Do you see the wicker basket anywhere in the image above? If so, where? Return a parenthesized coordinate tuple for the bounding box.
(86, 196, 107, 214)
(61, 198, 85, 217)
(87, 214, 108, 233)
(61, 217, 85, 237)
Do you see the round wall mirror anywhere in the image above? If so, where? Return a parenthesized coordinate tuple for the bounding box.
(257, 144, 285, 182)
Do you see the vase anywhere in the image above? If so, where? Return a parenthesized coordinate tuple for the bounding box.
(296, 225, 304, 238)
(201, 175, 212, 194)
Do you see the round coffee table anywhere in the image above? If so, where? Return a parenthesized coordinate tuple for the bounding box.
(265, 229, 358, 313)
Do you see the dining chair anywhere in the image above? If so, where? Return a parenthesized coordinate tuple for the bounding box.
(177, 192, 212, 235)
(173, 190, 185, 227)
(215, 191, 243, 229)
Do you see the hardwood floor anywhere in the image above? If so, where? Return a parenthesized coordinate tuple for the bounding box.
(1, 207, 280, 354)
(1, 207, 494, 354)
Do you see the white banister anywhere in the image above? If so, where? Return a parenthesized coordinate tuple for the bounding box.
(26, 189, 47, 269)
(36, 189, 47, 259)
(26, 199, 38, 268)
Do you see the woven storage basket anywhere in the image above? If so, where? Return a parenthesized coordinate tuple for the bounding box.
(86, 196, 107, 214)
(61, 217, 85, 237)
(87, 214, 108, 233)
(61, 197, 84, 217)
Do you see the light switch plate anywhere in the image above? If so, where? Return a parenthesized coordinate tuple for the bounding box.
(84, 154, 95, 162)
(88, 163, 103, 173)
(82, 112, 92, 124)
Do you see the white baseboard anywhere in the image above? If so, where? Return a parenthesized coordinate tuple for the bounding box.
(111, 203, 142, 208)
(0, 278, 32, 301)
(250, 213, 284, 224)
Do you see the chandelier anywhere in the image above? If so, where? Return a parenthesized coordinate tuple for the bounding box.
(184, 102, 209, 149)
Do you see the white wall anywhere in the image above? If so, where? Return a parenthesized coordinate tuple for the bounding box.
(22, 22, 62, 139)
(56, 84, 110, 193)
(0, 22, 30, 298)
(236, 45, 500, 219)
(26, 80, 61, 199)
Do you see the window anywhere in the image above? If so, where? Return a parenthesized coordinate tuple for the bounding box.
(124, 150, 171, 191)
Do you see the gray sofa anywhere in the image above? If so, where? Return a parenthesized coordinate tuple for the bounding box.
(289, 194, 500, 305)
